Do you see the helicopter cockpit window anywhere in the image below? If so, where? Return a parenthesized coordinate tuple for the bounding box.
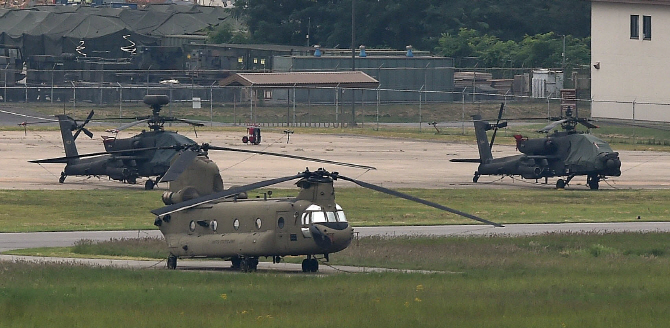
(336, 204, 348, 222)
(326, 211, 337, 222)
(301, 204, 349, 224)
(311, 211, 327, 223)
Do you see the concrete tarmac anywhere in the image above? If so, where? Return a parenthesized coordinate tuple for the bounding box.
(2, 130, 670, 190)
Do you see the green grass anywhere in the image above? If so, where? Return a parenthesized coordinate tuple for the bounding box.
(3, 233, 670, 327)
(0, 188, 668, 232)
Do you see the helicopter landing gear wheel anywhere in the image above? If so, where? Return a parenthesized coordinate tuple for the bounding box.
(59, 172, 66, 183)
(231, 256, 241, 269)
(587, 175, 600, 190)
(240, 257, 258, 272)
(301, 257, 319, 272)
(145, 179, 155, 190)
(556, 179, 566, 189)
(167, 254, 177, 269)
(473, 172, 480, 183)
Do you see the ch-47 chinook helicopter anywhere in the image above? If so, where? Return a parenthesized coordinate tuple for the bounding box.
(150, 149, 502, 272)
(451, 104, 622, 190)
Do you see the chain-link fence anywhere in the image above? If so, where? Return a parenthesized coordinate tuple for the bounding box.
(6, 67, 669, 130)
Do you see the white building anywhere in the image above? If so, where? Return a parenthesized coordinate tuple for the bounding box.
(591, 0, 670, 121)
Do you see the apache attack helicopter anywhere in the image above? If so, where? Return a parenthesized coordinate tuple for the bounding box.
(150, 148, 502, 272)
(451, 104, 622, 190)
(30, 95, 367, 190)
(30, 95, 202, 189)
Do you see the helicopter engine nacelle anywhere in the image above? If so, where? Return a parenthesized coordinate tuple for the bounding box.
(517, 165, 542, 179)
(162, 187, 200, 205)
(517, 138, 556, 155)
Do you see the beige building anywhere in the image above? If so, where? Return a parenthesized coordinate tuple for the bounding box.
(591, 0, 670, 121)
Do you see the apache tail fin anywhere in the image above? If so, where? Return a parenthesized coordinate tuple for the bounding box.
(56, 115, 79, 160)
(472, 115, 494, 163)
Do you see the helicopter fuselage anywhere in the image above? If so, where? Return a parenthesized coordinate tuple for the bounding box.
(101, 129, 196, 178)
(478, 132, 622, 180)
(466, 113, 622, 189)
(155, 197, 353, 260)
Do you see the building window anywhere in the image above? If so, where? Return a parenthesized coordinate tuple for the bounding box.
(630, 15, 639, 39)
(643, 15, 652, 40)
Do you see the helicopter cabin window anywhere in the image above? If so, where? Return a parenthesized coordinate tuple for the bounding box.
(255, 218, 262, 229)
(277, 217, 285, 229)
(189, 220, 196, 232)
(233, 219, 240, 231)
(211, 220, 218, 232)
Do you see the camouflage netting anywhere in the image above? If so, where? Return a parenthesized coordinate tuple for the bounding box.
(0, 4, 229, 58)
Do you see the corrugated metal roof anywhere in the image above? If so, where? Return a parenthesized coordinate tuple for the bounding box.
(219, 71, 380, 88)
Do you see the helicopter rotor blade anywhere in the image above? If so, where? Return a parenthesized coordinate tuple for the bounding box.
(537, 119, 567, 133)
(159, 149, 200, 183)
(116, 119, 150, 131)
(204, 144, 376, 170)
(577, 118, 599, 129)
(489, 103, 505, 149)
(29, 145, 186, 164)
(334, 173, 503, 227)
(164, 117, 206, 127)
(151, 172, 307, 216)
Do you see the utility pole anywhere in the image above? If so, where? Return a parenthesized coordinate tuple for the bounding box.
(350, 0, 356, 126)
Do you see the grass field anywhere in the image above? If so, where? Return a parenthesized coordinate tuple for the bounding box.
(0, 188, 668, 232)
(3, 115, 670, 326)
(3, 233, 670, 327)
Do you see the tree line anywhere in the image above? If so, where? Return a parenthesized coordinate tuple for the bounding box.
(210, 0, 591, 68)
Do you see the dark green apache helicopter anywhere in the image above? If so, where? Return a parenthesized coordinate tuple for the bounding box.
(30, 95, 372, 190)
(452, 104, 622, 190)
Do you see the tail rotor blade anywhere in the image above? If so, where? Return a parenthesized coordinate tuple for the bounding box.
(335, 174, 503, 227)
(489, 103, 505, 149)
(73, 110, 95, 140)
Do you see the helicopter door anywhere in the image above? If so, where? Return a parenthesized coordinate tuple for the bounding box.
(275, 211, 291, 251)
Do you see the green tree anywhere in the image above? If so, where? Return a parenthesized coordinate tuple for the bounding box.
(208, 23, 251, 44)
(230, 0, 591, 55)
(435, 29, 589, 69)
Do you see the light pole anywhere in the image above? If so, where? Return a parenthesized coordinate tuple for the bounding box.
(350, 0, 356, 126)
(559, 34, 566, 69)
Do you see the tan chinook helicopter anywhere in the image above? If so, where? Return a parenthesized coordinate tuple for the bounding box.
(151, 148, 502, 272)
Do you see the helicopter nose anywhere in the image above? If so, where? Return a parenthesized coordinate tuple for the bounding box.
(606, 157, 621, 169)
(309, 223, 353, 251)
